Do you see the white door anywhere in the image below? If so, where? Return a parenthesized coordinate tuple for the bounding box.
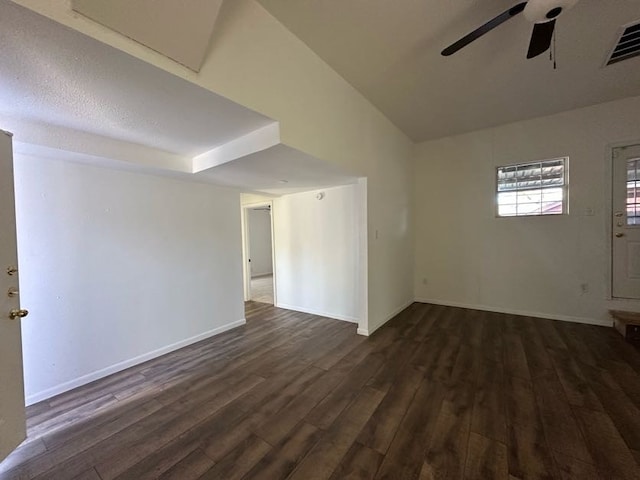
(612, 144, 640, 299)
(0, 130, 27, 462)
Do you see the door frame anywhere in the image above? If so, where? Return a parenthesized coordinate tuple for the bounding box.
(606, 139, 640, 302)
(241, 200, 277, 305)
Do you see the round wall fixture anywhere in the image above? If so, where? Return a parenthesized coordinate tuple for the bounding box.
(316, 192, 325, 200)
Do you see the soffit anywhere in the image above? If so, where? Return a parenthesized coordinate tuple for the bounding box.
(2, 1, 357, 194)
(0, 0, 271, 156)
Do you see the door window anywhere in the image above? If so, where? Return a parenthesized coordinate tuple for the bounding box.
(627, 158, 639, 225)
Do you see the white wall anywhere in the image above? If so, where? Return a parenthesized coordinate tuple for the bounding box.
(16, 0, 415, 335)
(248, 209, 273, 277)
(414, 96, 640, 326)
(274, 185, 359, 323)
(14, 156, 245, 404)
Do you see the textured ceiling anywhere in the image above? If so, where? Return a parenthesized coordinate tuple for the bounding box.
(0, 0, 272, 157)
(71, 0, 223, 72)
(257, 0, 640, 142)
(0, 1, 356, 194)
(200, 144, 358, 195)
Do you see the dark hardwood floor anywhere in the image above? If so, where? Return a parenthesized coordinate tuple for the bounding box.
(2, 302, 640, 479)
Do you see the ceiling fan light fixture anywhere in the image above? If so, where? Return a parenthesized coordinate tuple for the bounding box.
(546, 7, 563, 19)
(441, 0, 580, 59)
(524, 0, 578, 24)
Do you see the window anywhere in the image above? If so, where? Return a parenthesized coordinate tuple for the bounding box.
(496, 158, 568, 217)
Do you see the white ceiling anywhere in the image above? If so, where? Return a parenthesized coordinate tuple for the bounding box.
(0, 0, 271, 157)
(8, 0, 637, 192)
(199, 144, 358, 195)
(0, 0, 356, 195)
(257, 0, 640, 142)
(71, 0, 223, 72)
(12, 141, 357, 196)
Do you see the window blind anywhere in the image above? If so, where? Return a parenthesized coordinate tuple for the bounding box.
(496, 158, 567, 217)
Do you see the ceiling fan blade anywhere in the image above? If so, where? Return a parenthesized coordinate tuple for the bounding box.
(526, 20, 556, 59)
(441, 2, 528, 56)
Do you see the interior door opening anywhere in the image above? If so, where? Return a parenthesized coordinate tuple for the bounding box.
(243, 203, 275, 306)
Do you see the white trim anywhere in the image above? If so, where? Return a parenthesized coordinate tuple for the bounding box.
(192, 123, 280, 172)
(275, 302, 358, 324)
(605, 143, 615, 300)
(240, 203, 250, 301)
(414, 297, 612, 327)
(362, 298, 415, 336)
(269, 203, 277, 307)
(356, 178, 369, 337)
(494, 156, 569, 218)
(25, 319, 246, 406)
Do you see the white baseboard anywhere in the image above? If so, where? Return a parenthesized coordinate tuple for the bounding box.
(414, 297, 613, 327)
(359, 298, 415, 337)
(25, 319, 246, 406)
(275, 302, 358, 324)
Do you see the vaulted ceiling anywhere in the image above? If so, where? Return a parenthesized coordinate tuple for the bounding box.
(0, 0, 358, 194)
(70, 0, 224, 72)
(257, 0, 640, 142)
(0, 0, 269, 157)
(4, 0, 640, 193)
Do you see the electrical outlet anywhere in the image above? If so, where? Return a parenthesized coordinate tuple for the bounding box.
(580, 283, 589, 294)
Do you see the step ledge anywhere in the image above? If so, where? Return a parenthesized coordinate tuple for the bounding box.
(610, 309, 640, 325)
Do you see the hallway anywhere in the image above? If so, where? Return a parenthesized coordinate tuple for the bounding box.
(250, 274, 274, 304)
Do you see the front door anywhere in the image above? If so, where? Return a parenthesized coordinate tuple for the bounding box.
(612, 144, 640, 299)
(0, 130, 27, 462)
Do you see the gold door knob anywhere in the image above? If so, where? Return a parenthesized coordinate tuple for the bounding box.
(9, 309, 28, 320)
(615, 232, 625, 238)
(6, 266, 17, 276)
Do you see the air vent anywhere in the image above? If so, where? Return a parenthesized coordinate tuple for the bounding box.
(607, 22, 640, 65)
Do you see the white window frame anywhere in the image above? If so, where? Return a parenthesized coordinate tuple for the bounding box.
(495, 157, 569, 217)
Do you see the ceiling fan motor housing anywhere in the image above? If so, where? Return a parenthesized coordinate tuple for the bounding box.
(524, 0, 579, 23)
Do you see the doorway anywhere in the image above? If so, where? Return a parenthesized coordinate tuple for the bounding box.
(612, 144, 640, 299)
(243, 203, 275, 305)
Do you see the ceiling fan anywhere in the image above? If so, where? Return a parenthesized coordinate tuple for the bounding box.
(441, 0, 579, 59)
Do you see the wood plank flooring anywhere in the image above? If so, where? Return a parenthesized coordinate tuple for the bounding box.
(2, 302, 640, 479)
